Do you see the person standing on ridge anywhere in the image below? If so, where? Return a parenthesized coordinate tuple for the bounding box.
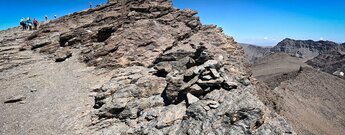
(90, 2, 92, 9)
(33, 18, 38, 30)
(54, 15, 57, 19)
(26, 17, 32, 30)
(45, 15, 48, 22)
(20, 17, 26, 30)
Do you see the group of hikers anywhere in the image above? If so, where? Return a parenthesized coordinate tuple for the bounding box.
(19, 2, 98, 31)
(20, 15, 57, 31)
(20, 17, 38, 30)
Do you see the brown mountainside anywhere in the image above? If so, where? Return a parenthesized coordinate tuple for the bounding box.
(251, 52, 345, 135)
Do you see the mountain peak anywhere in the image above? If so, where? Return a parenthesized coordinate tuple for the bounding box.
(271, 38, 339, 59)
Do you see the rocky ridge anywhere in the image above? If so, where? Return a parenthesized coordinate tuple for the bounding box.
(1, 0, 294, 134)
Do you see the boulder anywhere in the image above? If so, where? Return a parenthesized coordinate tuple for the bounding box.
(154, 62, 172, 76)
(188, 84, 203, 95)
(156, 103, 186, 129)
(186, 93, 199, 105)
(31, 39, 51, 50)
(209, 68, 220, 78)
(54, 49, 72, 62)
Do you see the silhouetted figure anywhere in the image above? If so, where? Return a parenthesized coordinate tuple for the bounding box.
(54, 15, 57, 19)
(45, 15, 48, 22)
(90, 2, 92, 9)
(26, 17, 32, 30)
(33, 18, 38, 30)
(20, 17, 26, 30)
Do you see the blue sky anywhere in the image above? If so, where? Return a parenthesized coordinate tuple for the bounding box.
(173, 0, 345, 45)
(1, 0, 344, 46)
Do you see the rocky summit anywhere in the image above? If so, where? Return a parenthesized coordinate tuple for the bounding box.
(1, 0, 294, 134)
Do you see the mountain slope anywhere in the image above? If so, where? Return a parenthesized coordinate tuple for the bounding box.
(306, 46, 345, 79)
(0, 0, 294, 134)
(239, 43, 271, 64)
(252, 53, 308, 87)
(276, 68, 345, 135)
(251, 52, 345, 135)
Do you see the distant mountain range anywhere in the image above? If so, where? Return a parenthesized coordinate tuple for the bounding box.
(271, 38, 339, 59)
(240, 38, 345, 79)
(240, 38, 344, 64)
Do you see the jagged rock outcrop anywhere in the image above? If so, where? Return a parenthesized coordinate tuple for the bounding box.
(18, 0, 294, 134)
(91, 38, 294, 134)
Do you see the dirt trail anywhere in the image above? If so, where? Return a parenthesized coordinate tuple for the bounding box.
(0, 50, 113, 135)
(0, 28, 113, 135)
